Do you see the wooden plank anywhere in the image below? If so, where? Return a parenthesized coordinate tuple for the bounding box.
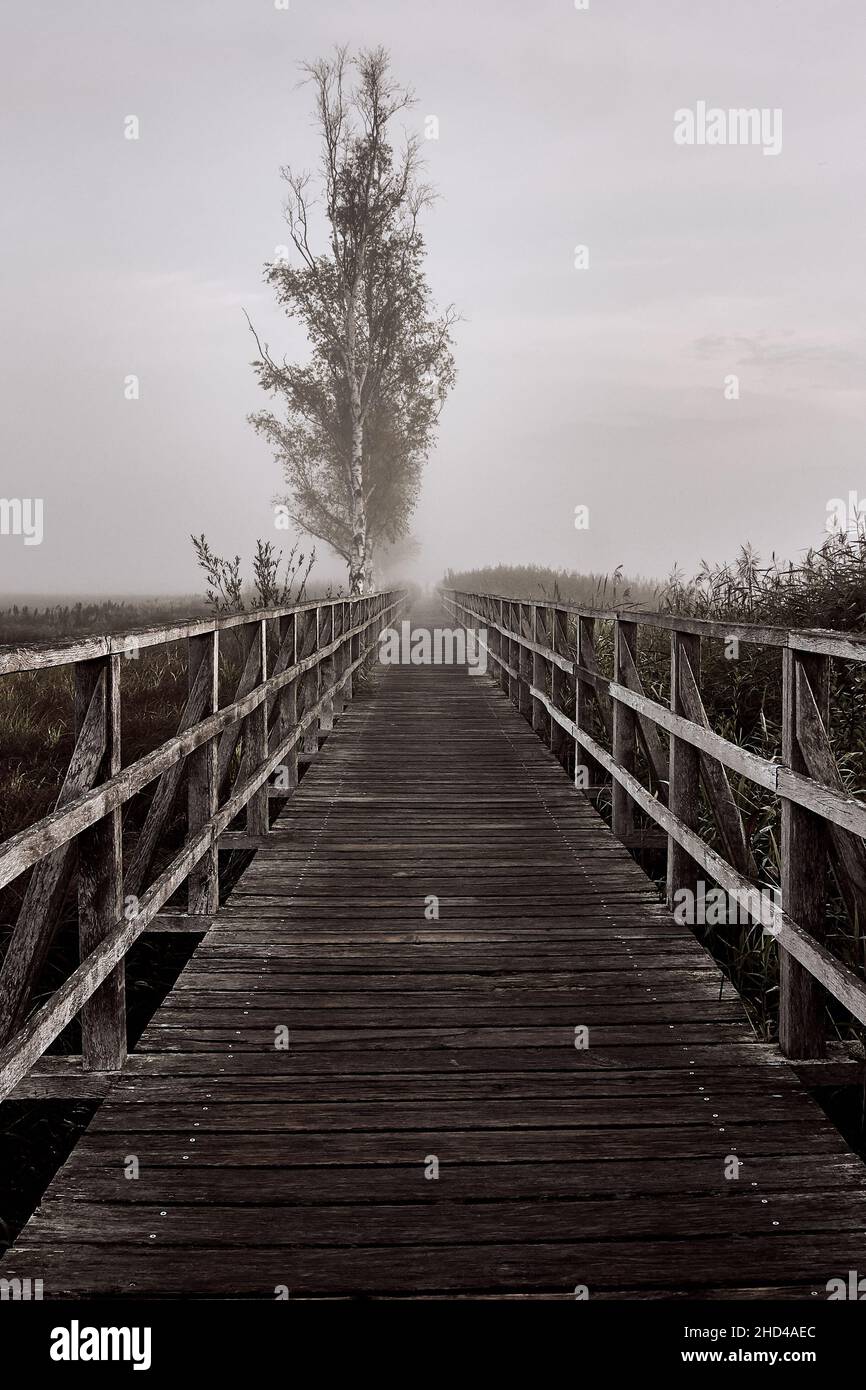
(302, 608, 322, 755)
(76, 654, 126, 1071)
(6, 1231, 866, 1297)
(34, 1122, 853, 1165)
(549, 606, 569, 765)
(187, 632, 219, 916)
(575, 615, 607, 793)
(273, 612, 298, 791)
(530, 606, 548, 738)
(612, 618, 637, 839)
(6, 1055, 121, 1100)
(82, 1092, 809, 1132)
(780, 651, 830, 1058)
(667, 631, 701, 909)
(33, 1153, 863, 1202)
(24, 1190, 866, 1249)
(2, 600, 864, 1303)
(244, 619, 269, 835)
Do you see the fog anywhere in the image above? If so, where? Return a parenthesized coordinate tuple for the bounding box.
(1, 0, 864, 596)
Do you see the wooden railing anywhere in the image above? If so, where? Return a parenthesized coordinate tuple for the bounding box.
(441, 588, 866, 1060)
(0, 590, 405, 1099)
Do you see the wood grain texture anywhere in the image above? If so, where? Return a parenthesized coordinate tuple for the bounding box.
(76, 654, 126, 1071)
(780, 651, 830, 1057)
(2, 602, 864, 1300)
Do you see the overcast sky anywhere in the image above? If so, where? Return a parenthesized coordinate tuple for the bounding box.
(1, 0, 865, 597)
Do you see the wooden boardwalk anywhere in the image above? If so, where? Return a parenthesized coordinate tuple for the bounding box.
(3, 603, 866, 1299)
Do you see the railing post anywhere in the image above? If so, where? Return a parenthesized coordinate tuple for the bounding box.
(612, 617, 638, 841)
(499, 601, 506, 668)
(666, 631, 701, 910)
(779, 649, 830, 1057)
(340, 600, 350, 702)
(246, 618, 269, 835)
(358, 598, 366, 667)
(531, 605, 548, 737)
(331, 603, 345, 717)
(275, 612, 298, 790)
(319, 604, 335, 732)
(187, 631, 219, 915)
(462, 595, 475, 667)
(575, 615, 602, 794)
(496, 599, 508, 693)
(368, 596, 378, 662)
(303, 607, 321, 755)
(509, 602, 520, 704)
(350, 598, 361, 682)
(482, 596, 496, 677)
(76, 654, 125, 1072)
(517, 602, 532, 720)
(530, 608, 544, 739)
(550, 607, 569, 766)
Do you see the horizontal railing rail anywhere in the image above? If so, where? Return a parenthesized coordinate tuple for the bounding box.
(441, 587, 866, 1060)
(0, 596, 359, 675)
(0, 590, 406, 1098)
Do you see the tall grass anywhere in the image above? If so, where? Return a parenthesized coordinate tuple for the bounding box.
(0, 598, 208, 646)
(443, 562, 660, 610)
(444, 535, 866, 1042)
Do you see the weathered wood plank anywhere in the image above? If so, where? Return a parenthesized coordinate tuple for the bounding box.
(667, 631, 701, 909)
(187, 632, 219, 916)
(780, 652, 829, 1058)
(76, 654, 126, 1071)
(1, 600, 863, 1302)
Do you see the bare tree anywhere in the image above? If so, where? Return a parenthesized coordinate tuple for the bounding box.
(247, 46, 456, 593)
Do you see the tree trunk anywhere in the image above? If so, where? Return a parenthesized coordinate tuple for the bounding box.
(348, 397, 366, 595)
(346, 287, 367, 597)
